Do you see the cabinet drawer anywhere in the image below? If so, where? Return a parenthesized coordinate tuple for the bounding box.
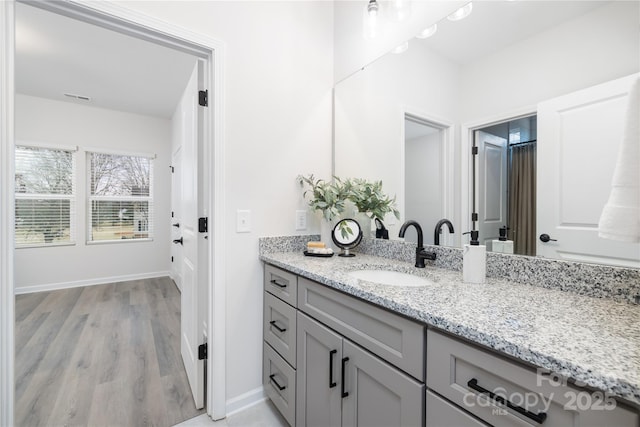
(427, 390, 489, 427)
(264, 342, 296, 427)
(264, 291, 297, 367)
(298, 277, 425, 380)
(427, 329, 639, 427)
(265, 264, 297, 306)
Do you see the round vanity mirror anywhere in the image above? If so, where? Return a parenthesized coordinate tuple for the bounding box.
(332, 218, 363, 257)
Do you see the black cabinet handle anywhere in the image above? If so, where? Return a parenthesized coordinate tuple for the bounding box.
(341, 357, 349, 398)
(269, 320, 287, 333)
(172, 237, 183, 245)
(539, 234, 557, 243)
(172, 222, 180, 228)
(329, 349, 337, 388)
(269, 374, 286, 391)
(270, 279, 287, 288)
(467, 378, 547, 424)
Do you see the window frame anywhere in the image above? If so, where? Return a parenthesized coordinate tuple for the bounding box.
(14, 142, 78, 249)
(86, 149, 155, 244)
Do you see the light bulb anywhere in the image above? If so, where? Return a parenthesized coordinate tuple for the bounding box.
(367, 0, 379, 17)
(447, 2, 473, 21)
(416, 24, 437, 39)
(391, 41, 409, 54)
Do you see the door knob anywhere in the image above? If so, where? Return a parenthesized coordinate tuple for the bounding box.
(539, 234, 557, 243)
(172, 222, 180, 228)
(173, 237, 183, 245)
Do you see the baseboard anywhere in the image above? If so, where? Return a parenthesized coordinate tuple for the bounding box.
(14, 271, 171, 294)
(225, 386, 266, 417)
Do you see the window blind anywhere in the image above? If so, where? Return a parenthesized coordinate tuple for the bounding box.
(15, 145, 76, 247)
(87, 152, 154, 242)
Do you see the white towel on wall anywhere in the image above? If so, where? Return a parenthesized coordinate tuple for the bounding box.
(598, 77, 640, 243)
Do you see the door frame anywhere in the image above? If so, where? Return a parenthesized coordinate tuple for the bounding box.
(401, 107, 455, 246)
(0, 1, 227, 424)
(460, 106, 536, 240)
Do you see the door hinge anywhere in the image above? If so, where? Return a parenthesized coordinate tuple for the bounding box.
(198, 343, 207, 360)
(198, 217, 208, 233)
(199, 90, 208, 107)
(472, 146, 479, 155)
(472, 212, 478, 222)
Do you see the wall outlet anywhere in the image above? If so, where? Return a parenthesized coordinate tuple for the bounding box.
(236, 209, 251, 233)
(295, 210, 307, 230)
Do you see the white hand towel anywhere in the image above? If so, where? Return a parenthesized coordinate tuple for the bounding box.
(598, 77, 640, 243)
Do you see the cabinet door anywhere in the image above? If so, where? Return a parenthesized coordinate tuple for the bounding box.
(341, 340, 424, 427)
(296, 312, 342, 427)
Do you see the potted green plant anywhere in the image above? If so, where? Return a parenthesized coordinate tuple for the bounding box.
(297, 174, 352, 221)
(349, 178, 399, 237)
(349, 178, 400, 221)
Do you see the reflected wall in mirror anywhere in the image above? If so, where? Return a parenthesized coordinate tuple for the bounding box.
(334, 0, 639, 267)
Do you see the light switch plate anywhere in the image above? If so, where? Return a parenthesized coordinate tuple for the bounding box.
(295, 210, 307, 230)
(237, 209, 251, 233)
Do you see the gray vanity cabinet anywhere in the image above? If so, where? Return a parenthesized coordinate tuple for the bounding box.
(426, 329, 639, 427)
(296, 312, 343, 427)
(341, 339, 424, 427)
(296, 311, 424, 427)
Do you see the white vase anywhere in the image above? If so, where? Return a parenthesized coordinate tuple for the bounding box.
(320, 218, 337, 250)
(355, 212, 372, 239)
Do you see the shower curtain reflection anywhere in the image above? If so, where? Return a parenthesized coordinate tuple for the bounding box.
(508, 141, 536, 256)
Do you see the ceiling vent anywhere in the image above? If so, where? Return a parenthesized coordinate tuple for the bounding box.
(63, 93, 91, 101)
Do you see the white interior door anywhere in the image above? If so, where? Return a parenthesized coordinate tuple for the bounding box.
(537, 74, 640, 267)
(476, 130, 507, 249)
(177, 64, 205, 408)
(171, 147, 183, 291)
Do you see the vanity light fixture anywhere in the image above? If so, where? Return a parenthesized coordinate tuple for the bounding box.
(363, 0, 381, 40)
(367, 0, 380, 17)
(391, 41, 409, 54)
(447, 2, 473, 21)
(416, 23, 438, 39)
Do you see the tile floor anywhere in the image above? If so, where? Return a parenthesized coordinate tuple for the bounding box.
(175, 399, 288, 427)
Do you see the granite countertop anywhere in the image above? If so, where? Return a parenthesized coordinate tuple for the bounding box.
(260, 251, 640, 407)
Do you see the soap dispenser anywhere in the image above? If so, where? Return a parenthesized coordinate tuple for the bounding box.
(463, 230, 486, 284)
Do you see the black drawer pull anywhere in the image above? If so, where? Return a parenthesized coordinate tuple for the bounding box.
(269, 320, 287, 333)
(329, 349, 337, 388)
(269, 374, 286, 391)
(468, 378, 547, 424)
(341, 357, 349, 398)
(270, 279, 287, 288)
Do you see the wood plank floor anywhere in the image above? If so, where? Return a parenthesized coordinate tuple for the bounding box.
(15, 277, 205, 427)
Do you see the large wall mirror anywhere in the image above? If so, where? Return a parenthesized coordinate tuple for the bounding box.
(334, 0, 639, 267)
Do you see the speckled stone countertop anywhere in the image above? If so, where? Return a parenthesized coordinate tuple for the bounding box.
(260, 250, 640, 407)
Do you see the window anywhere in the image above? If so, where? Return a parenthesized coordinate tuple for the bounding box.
(15, 144, 76, 247)
(88, 152, 154, 242)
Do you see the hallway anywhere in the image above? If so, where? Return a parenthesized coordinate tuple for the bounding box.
(15, 277, 204, 426)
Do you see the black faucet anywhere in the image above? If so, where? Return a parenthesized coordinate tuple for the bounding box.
(434, 219, 454, 246)
(398, 220, 436, 268)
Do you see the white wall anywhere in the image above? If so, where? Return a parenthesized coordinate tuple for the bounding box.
(459, 1, 640, 123)
(14, 94, 172, 292)
(112, 0, 335, 406)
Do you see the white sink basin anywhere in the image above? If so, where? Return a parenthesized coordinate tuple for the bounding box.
(348, 269, 433, 287)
